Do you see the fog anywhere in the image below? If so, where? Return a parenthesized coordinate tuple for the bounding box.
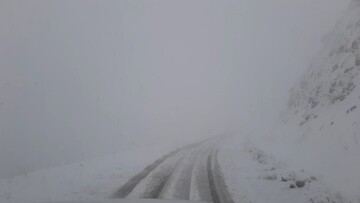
(0, 0, 351, 178)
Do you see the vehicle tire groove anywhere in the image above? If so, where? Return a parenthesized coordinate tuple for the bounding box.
(207, 150, 221, 203)
(208, 149, 235, 203)
(112, 147, 184, 198)
(112, 142, 202, 199)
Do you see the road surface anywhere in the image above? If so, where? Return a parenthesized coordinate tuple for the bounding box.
(112, 137, 234, 203)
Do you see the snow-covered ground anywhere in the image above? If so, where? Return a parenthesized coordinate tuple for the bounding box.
(275, 0, 360, 202)
(0, 143, 182, 203)
(0, 133, 358, 203)
(217, 134, 358, 203)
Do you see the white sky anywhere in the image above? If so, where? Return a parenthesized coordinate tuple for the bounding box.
(0, 0, 351, 178)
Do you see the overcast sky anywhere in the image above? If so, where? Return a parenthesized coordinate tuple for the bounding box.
(0, 0, 351, 178)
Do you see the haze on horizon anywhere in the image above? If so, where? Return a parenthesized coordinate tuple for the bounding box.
(0, 0, 351, 178)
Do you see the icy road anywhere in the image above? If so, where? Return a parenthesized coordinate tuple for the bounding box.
(112, 137, 233, 203)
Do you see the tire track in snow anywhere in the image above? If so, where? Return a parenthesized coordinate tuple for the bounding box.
(113, 136, 233, 203)
(207, 149, 234, 203)
(126, 149, 189, 199)
(158, 150, 199, 200)
(190, 144, 213, 202)
(112, 144, 195, 198)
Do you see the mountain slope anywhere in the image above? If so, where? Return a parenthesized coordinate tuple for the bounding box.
(282, 0, 360, 200)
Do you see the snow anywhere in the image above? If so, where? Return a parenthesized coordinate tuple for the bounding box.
(42, 199, 209, 203)
(159, 151, 197, 199)
(237, 1, 360, 201)
(0, 132, 358, 203)
(2, 1, 360, 202)
(127, 148, 188, 199)
(0, 143, 181, 203)
(189, 143, 213, 202)
(216, 135, 345, 203)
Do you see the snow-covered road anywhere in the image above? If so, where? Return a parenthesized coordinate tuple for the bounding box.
(112, 137, 233, 203)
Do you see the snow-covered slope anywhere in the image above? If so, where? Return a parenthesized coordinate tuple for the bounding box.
(279, 0, 360, 201)
(287, 1, 360, 128)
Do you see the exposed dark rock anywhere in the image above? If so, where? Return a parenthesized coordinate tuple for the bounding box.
(352, 40, 359, 51)
(310, 176, 317, 181)
(296, 180, 306, 188)
(356, 55, 360, 66)
(347, 105, 357, 114)
(344, 67, 355, 73)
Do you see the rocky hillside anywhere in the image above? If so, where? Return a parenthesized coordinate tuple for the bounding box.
(282, 1, 360, 199)
(286, 0, 360, 142)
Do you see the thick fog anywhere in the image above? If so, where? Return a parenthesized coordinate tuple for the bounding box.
(0, 0, 351, 178)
